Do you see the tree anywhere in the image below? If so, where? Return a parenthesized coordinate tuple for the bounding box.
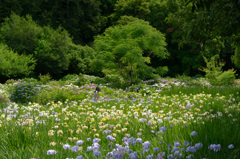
(34, 26, 73, 78)
(0, 13, 42, 55)
(168, 0, 240, 70)
(0, 43, 35, 82)
(68, 44, 96, 75)
(35, 0, 104, 44)
(92, 16, 169, 83)
(110, 0, 151, 23)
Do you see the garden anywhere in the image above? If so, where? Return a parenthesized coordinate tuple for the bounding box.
(0, 75, 240, 159)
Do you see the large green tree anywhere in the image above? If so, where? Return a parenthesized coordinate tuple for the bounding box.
(0, 13, 42, 55)
(92, 16, 169, 83)
(0, 43, 35, 82)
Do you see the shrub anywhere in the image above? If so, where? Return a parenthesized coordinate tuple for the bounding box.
(62, 74, 105, 86)
(34, 85, 88, 105)
(201, 55, 237, 86)
(39, 73, 51, 84)
(9, 82, 39, 103)
(103, 75, 125, 88)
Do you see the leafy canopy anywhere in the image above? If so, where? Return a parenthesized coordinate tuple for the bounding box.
(0, 43, 35, 80)
(92, 16, 168, 83)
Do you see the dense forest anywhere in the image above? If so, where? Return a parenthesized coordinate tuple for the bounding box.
(0, 0, 239, 83)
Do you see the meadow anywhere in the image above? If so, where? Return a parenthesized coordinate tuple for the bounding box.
(0, 76, 240, 159)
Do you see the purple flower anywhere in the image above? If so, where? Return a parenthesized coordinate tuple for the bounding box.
(171, 146, 179, 152)
(208, 144, 221, 152)
(76, 140, 84, 145)
(106, 135, 115, 141)
(186, 146, 196, 153)
(128, 137, 137, 145)
(190, 131, 197, 136)
(159, 127, 167, 132)
(93, 143, 100, 150)
(143, 141, 151, 147)
(157, 152, 165, 159)
(55, 118, 60, 121)
(87, 146, 94, 151)
(194, 143, 203, 150)
(47, 150, 56, 155)
(154, 147, 159, 152)
(136, 138, 142, 143)
(93, 151, 101, 156)
(143, 146, 149, 152)
(76, 156, 84, 159)
(129, 152, 138, 159)
(174, 151, 181, 157)
(174, 141, 180, 147)
(186, 154, 194, 159)
(168, 144, 171, 150)
(147, 155, 154, 159)
(71, 145, 79, 152)
(93, 138, 100, 143)
(228, 144, 234, 149)
(167, 154, 173, 159)
(87, 138, 91, 141)
(141, 118, 147, 122)
(183, 140, 189, 146)
(63, 144, 71, 150)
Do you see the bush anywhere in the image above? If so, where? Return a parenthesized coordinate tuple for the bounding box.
(216, 69, 236, 86)
(62, 74, 105, 86)
(34, 85, 88, 105)
(201, 55, 237, 86)
(39, 73, 51, 84)
(9, 82, 39, 103)
(103, 75, 125, 88)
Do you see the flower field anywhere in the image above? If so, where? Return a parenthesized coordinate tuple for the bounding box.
(0, 78, 240, 159)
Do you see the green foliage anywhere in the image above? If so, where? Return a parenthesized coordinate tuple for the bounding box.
(61, 74, 105, 86)
(9, 82, 39, 103)
(231, 41, 240, 68)
(0, 13, 42, 55)
(0, 43, 36, 80)
(18, 78, 38, 85)
(34, 26, 72, 77)
(103, 74, 126, 88)
(93, 16, 168, 84)
(112, 0, 150, 20)
(68, 44, 96, 75)
(201, 55, 237, 86)
(39, 73, 51, 84)
(34, 85, 89, 105)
